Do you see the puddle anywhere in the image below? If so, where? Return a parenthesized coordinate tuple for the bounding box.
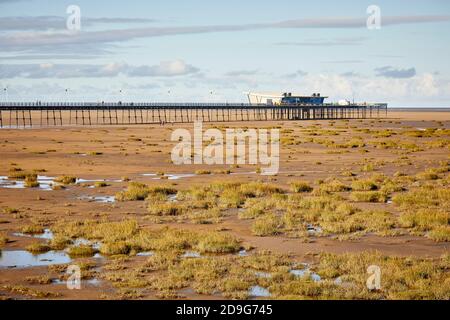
(167, 194, 178, 202)
(52, 278, 101, 287)
(76, 178, 103, 184)
(249, 285, 271, 297)
(72, 238, 101, 250)
(136, 251, 154, 257)
(12, 229, 54, 240)
(306, 224, 322, 235)
(181, 251, 201, 258)
(142, 173, 196, 180)
(255, 271, 272, 278)
(0, 175, 55, 191)
(238, 250, 248, 257)
(0, 250, 71, 268)
(78, 195, 115, 203)
(290, 269, 321, 282)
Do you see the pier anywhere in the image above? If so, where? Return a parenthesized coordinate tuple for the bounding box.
(0, 102, 387, 128)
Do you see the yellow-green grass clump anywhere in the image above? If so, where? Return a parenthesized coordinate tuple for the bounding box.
(350, 191, 387, 203)
(312, 252, 450, 300)
(290, 181, 313, 193)
(251, 214, 282, 236)
(0, 233, 8, 245)
(116, 182, 150, 201)
(94, 181, 109, 188)
(415, 169, 440, 181)
(194, 232, 241, 253)
(116, 183, 177, 201)
(316, 180, 350, 193)
(147, 202, 186, 216)
(238, 197, 279, 219)
(24, 174, 39, 188)
(393, 186, 450, 210)
(427, 226, 450, 242)
(100, 241, 131, 255)
(351, 179, 378, 191)
(68, 245, 97, 257)
(21, 225, 45, 234)
(195, 170, 211, 175)
(26, 242, 51, 254)
(54, 175, 77, 185)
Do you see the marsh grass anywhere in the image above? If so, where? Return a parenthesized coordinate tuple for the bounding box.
(147, 202, 186, 216)
(427, 226, 450, 242)
(351, 179, 378, 191)
(54, 176, 77, 185)
(194, 232, 241, 253)
(116, 183, 177, 201)
(3, 207, 19, 214)
(251, 214, 282, 236)
(350, 191, 387, 203)
(21, 225, 45, 234)
(313, 252, 449, 299)
(26, 242, 51, 254)
(0, 233, 8, 245)
(290, 181, 313, 193)
(24, 174, 39, 188)
(67, 245, 97, 257)
(94, 181, 110, 188)
(316, 180, 350, 193)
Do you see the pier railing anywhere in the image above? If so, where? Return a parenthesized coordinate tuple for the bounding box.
(0, 102, 387, 128)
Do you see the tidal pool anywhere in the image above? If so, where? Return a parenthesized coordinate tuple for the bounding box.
(249, 285, 271, 297)
(0, 250, 71, 268)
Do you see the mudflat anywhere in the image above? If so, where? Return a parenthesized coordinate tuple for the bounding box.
(0, 110, 448, 300)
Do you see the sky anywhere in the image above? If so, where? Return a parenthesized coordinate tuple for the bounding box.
(0, 0, 449, 106)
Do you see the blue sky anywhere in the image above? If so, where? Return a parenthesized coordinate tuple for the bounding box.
(0, 0, 449, 106)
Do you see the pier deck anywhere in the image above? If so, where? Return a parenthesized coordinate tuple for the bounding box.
(0, 102, 387, 127)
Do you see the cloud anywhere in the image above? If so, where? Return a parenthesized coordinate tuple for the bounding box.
(283, 70, 308, 78)
(322, 60, 364, 64)
(276, 37, 366, 47)
(225, 70, 259, 76)
(0, 60, 199, 78)
(340, 71, 360, 77)
(0, 16, 156, 31)
(1, 15, 449, 54)
(127, 60, 199, 77)
(375, 66, 417, 78)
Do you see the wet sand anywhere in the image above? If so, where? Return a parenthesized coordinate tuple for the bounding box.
(0, 110, 449, 299)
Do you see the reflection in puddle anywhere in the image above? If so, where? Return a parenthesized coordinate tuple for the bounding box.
(307, 224, 322, 235)
(290, 269, 322, 282)
(78, 195, 115, 203)
(0, 175, 55, 191)
(0, 250, 71, 268)
(255, 271, 272, 278)
(0, 176, 121, 191)
(13, 229, 54, 240)
(238, 250, 248, 257)
(52, 278, 101, 287)
(167, 194, 178, 202)
(72, 238, 101, 250)
(181, 251, 201, 258)
(142, 173, 196, 180)
(136, 251, 154, 257)
(249, 285, 271, 297)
